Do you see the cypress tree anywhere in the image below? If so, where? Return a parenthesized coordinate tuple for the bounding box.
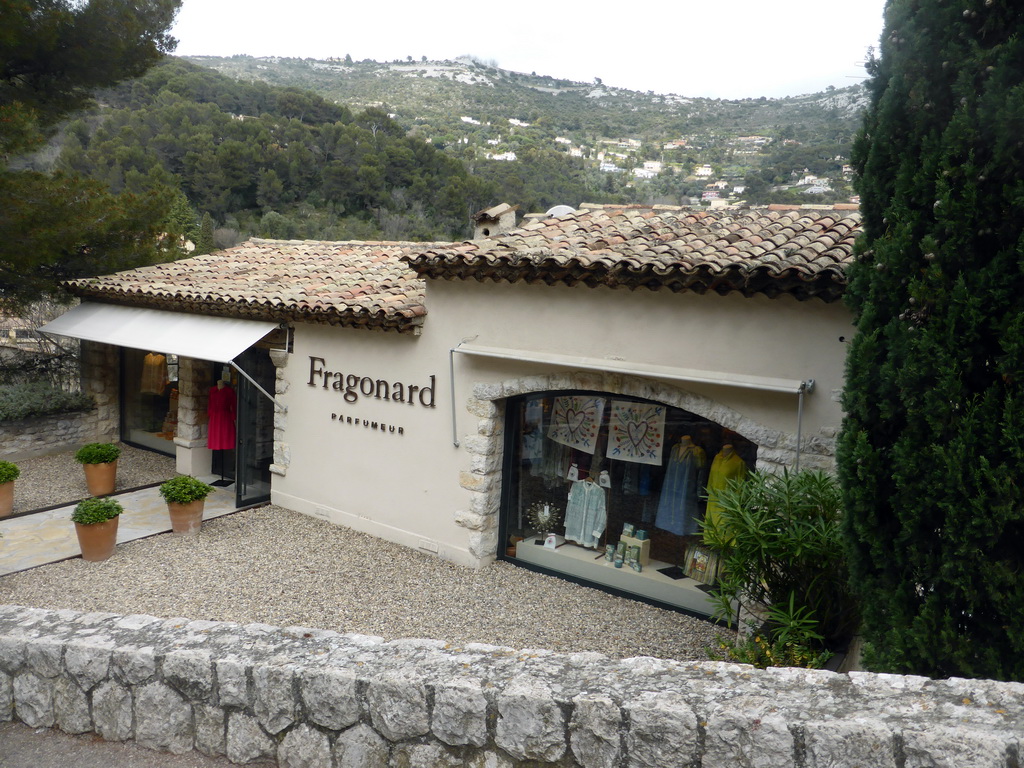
(839, 0, 1024, 680)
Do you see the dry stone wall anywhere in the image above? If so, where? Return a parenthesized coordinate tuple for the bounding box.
(0, 410, 101, 460)
(1, 605, 1021, 767)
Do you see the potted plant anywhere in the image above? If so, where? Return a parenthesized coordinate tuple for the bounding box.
(159, 475, 215, 536)
(71, 497, 123, 561)
(0, 461, 19, 517)
(74, 442, 120, 496)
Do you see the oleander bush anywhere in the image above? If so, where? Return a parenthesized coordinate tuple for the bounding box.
(702, 469, 859, 668)
(0, 382, 92, 422)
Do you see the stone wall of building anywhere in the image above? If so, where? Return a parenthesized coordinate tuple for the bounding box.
(1, 605, 1019, 767)
(80, 341, 119, 443)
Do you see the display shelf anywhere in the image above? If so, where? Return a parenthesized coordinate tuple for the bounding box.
(514, 537, 717, 616)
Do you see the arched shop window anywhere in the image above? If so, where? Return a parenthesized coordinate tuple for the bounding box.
(499, 390, 756, 614)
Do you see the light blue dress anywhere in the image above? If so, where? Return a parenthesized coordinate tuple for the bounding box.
(654, 443, 707, 535)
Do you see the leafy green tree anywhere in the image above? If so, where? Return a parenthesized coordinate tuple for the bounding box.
(0, 0, 181, 309)
(838, 0, 1024, 680)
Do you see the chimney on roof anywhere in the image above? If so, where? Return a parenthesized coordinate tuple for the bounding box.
(472, 203, 518, 240)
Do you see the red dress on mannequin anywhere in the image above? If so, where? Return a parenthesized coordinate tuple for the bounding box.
(207, 383, 236, 450)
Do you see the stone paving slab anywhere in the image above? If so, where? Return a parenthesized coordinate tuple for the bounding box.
(0, 486, 239, 576)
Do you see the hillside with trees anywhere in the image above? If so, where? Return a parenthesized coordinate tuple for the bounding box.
(25, 55, 868, 254)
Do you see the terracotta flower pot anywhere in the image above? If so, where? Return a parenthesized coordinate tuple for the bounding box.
(167, 500, 205, 536)
(74, 517, 119, 562)
(0, 480, 13, 517)
(83, 460, 117, 496)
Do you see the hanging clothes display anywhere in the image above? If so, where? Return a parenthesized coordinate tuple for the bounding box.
(207, 382, 237, 450)
(563, 479, 607, 548)
(704, 446, 748, 534)
(654, 438, 708, 535)
(140, 353, 168, 395)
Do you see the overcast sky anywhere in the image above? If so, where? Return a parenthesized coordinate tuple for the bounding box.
(170, 0, 887, 100)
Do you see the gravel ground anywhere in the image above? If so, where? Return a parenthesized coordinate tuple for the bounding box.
(0, 501, 724, 661)
(11, 443, 176, 514)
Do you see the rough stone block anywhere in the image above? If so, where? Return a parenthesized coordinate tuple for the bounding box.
(253, 662, 297, 734)
(367, 673, 430, 741)
(625, 693, 697, 768)
(469, 530, 499, 560)
(465, 753, 516, 768)
(334, 723, 390, 768)
(495, 676, 566, 762)
(92, 679, 133, 741)
(54, 676, 92, 734)
(459, 471, 494, 493)
(298, 667, 360, 731)
(571, 693, 622, 768)
(278, 723, 332, 768)
(392, 741, 464, 768)
(804, 719, 896, 768)
(454, 510, 488, 531)
(134, 681, 193, 755)
(704, 699, 793, 768)
(163, 649, 214, 701)
(226, 711, 276, 764)
(194, 703, 225, 756)
(0, 637, 25, 675)
(432, 679, 488, 747)
(64, 641, 112, 692)
(902, 726, 1010, 768)
(13, 671, 55, 728)
(0, 671, 12, 722)
(25, 638, 63, 678)
(112, 646, 157, 685)
(216, 657, 250, 708)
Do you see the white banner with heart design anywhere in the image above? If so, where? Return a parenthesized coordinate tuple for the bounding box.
(608, 400, 666, 465)
(548, 396, 606, 453)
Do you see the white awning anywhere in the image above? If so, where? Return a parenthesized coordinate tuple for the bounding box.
(39, 302, 279, 363)
(451, 343, 808, 394)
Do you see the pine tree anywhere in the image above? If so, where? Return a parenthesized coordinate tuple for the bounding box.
(839, 0, 1024, 680)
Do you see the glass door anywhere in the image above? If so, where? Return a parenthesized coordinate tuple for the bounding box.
(234, 347, 275, 507)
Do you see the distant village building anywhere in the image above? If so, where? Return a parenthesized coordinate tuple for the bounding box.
(695, 164, 714, 178)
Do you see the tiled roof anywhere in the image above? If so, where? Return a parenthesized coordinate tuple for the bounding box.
(403, 205, 861, 302)
(67, 239, 428, 332)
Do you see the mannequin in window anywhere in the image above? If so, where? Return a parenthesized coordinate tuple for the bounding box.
(207, 380, 237, 450)
(655, 435, 708, 536)
(704, 443, 748, 535)
(141, 352, 168, 395)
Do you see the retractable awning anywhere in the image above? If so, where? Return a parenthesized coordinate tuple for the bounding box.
(40, 302, 287, 411)
(39, 302, 278, 363)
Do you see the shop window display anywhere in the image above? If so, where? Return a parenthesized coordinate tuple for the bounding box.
(121, 349, 181, 455)
(501, 391, 755, 612)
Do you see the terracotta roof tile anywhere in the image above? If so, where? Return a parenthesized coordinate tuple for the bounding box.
(404, 205, 861, 302)
(67, 239, 430, 332)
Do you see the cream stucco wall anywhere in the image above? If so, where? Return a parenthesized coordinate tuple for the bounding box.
(272, 278, 854, 568)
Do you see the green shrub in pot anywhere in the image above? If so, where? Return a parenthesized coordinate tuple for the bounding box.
(158, 475, 214, 504)
(71, 497, 124, 525)
(74, 443, 121, 465)
(0, 461, 20, 484)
